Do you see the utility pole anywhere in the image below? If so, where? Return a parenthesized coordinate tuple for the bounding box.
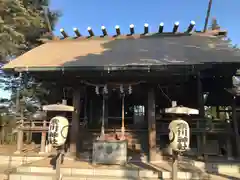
(203, 0, 213, 32)
(42, 5, 54, 38)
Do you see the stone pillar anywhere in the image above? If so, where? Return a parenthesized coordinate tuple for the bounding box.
(39, 120, 47, 154)
(69, 88, 81, 156)
(148, 87, 157, 162)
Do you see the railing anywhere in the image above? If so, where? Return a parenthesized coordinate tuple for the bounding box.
(15, 118, 88, 132)
(156, 119, 231, 134)
(0, 117, 230, 145)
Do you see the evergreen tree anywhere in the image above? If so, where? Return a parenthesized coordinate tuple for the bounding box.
(0, 0, 60, 63)
(0, 0, 60, 114)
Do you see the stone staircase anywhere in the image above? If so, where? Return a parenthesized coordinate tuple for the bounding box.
(1, 128, 238, 180)
(1, 154, 239, 180)
(4, 156, 211, 180)
(9, 165, 161, 180)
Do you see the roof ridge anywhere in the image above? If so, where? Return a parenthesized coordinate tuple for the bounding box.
(39, 29, 227, 43)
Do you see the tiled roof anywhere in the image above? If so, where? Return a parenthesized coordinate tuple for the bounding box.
(3, 26, 238, 71)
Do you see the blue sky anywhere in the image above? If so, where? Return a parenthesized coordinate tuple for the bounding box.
(1, 0, 240, 99)
(50, 0, 240, 45)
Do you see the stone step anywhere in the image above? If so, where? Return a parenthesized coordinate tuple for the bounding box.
(15, 166, 207, 179)
(9, 171, 206, 180)
(16, 166, 159, 179)
(9, 172, 160, 180)
(0, 155, 45, 166)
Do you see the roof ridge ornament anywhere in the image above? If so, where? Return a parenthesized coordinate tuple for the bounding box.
(101, 26, 108, 36)
(115, 25, 121, 36)
(158, 22, 164, 33)
(144, 23, 149, 34)
(73, 28, 81, 37)
(129, 24, 135, 35)
(58, 20, 196, 39)
(87, 27, 94, 37)
(173, 21, 180, 33)
(52, 21, 227, 42)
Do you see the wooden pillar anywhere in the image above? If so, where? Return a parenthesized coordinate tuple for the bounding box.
(89, 100, 93, 124)
(15, 128, 23, 154)
(226, 112, 233, 159)
(148, 87, 157, 162)
(232, 96, 240, 157)
(197, 73, 206, 159)
(104, 98, 108, 127)
(15, 119, 24, 154)
(227, 137, 233, 159)
(216, 106, 220, 119)
(197, 74, 205, 117)
(196, 120, 201, 155)
(39, 120, 47, 154)
(69, 88, 81, 156)
(0, 125, 5, 144)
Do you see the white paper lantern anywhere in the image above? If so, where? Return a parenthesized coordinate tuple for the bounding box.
(169, 119, 190, 152)
(48, 116, 69, 147)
